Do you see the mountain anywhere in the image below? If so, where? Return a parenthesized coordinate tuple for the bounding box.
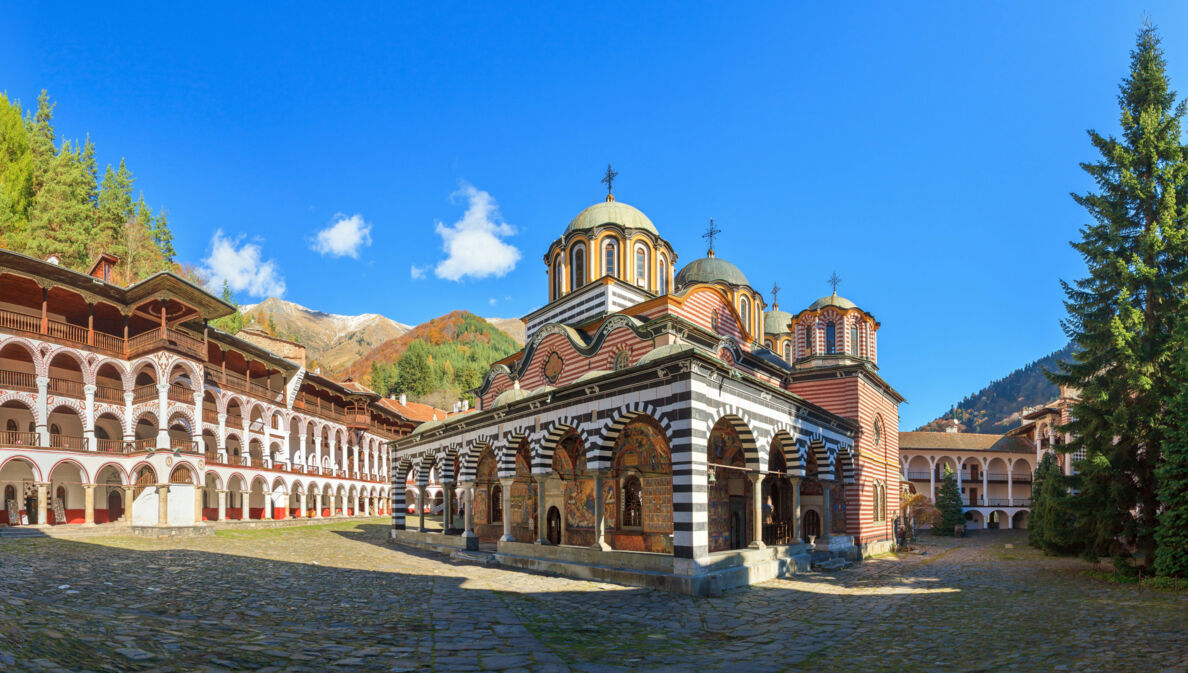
(240, 298, 411, 375)
(344, 310, 522, 407)
(918, 343, 1077, 433)
(485, 317, 526, 344)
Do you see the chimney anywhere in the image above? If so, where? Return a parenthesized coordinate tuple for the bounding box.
(399, 393, 407, 406)
(946, 419, 960, 434)
(462, 399, 470, 412)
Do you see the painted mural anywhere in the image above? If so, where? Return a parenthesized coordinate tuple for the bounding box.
(474, 488, 489, 525)
(708, 421, 745, 552)
(831, 483, 847, 534)
(565, 478, 596, 529)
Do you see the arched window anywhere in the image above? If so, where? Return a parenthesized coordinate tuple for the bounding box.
(605, 241, 617, 277)
(658, 255, 668, 294)
(50, 423, 60, 436)
(783, 341, 792, 362)
(622, 475, 642, 528)
(491, 484, 503, 523)
(634, 245, 648, 287)
(571, 246, 586, 290)
(873, 416, 883, 449)
(553, 255, 562, 299)
(805, 325, 813, 356)
(740, 297, 750, 333)
(825, 322, 836, 355)
(5, 419, 15, 432)
(850, 325, 859, 356)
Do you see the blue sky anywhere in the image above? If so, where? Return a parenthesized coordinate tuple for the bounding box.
(4, 2, 1187, 430)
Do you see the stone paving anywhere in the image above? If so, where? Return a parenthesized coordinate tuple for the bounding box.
(0, 521, 1185, 672)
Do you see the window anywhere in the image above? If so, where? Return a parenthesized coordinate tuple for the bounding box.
(571, 246, 586, 290)
(658, 255, 668, 294)
(850, 326, 858, 355)
(805, 326, 813, 355)
(825, 322, 836, 354)
(5, 420, 15, 432)
(553, 256, 562, 299)
(635, 246, 647, 286)
(622, 475, 642, 527)
(740, 297, 750, 332)
(50, 423, 60, 435)
(491, 484, 503, 523)
(784, 342, 792, 362)
(605, 242, 617, 277)
(873, 417, 883, 448)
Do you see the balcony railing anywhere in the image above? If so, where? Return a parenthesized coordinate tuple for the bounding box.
(49, 434, 87, 451)
(170, 438, 199, 453)
(96, 439, 131, 454)
(132, 384, 157, 404)
(0, 369, 36, 393)
(95, 384, 124, 404)
(293, 392, 347, 423)
(131, 438, 156, 452)
(47, 377, 84, 398)
(127, 327, 205, 360)
(202, 408, 218, 424)
(0, 430, 38, 446)
(0, 308, 207, 360)
(906, 471, 931, 480)
(168, 383, 194, 404)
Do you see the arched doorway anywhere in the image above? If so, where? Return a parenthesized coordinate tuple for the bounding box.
(708, 417, 753, 551)
(107, 490, 123, 521)
(547, 506, 561, 545)
(803, 509, 822, 541)
(609, 417, 673, 553)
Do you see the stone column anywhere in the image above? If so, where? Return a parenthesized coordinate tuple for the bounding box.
(499, 478, 515, 542)
(791, 477, 803, 543)
(194, 485, 204, 523)
(982, 465, 989, 507)
(315, 492, 323, 518)
(591, 471, 610, 551)
(217, 413, 227, 458)
(263, 492, 273, 519)
(535, 475, 549, 544)
(353, 444, 360, 478)
(35, 378, 50, 446)
(218, 489, 227, 521)
(156, 384, 170, 448)
(123, 486, 134, 522)
(1008, 464, 1014, 506)
(36, 482, 48, 525)
(83, 385, 97, 451)
(299, 491, 307, 517)
(84, 484, 95, 524)
(313, 436, 322, 473)
(156, 484, 169, 525)
(417, 486, 427, 532)
(462, 483, 476, 549)
(441, 481, 454, 532)
(240, 490, 250, 519)
(748, 473, 766, 549)
(929, 458, 937, 502)
(820, 483, 832, 542)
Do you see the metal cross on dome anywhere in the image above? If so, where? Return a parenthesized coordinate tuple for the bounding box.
(771, 282, 780, 306)
(703, 218, 721, 254)
(828, 271, 842, 294)
(601, 163, 619, 195)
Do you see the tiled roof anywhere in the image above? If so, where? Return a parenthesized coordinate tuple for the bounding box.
(376, 397, 446, 423)
(898, 431, 1034, 454)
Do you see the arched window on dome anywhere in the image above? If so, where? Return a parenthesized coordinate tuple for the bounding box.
(553, 255, 562, 300)
(658, 254, 668, 295)
(784, 341, 792, 362)
(634, 245, 648, 288)
(605, 241, 617, 278)
(739, 296, 750, 334)
(850, 325, 858, 356)
(825, 322, 836, 355)
(571, 245, 586, 290)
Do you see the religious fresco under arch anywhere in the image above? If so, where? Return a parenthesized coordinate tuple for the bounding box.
(555, 435, 596, 546)
(510, 446, 536, 542)
(610, 419, 673, 553)
(708, 420, 750, 552)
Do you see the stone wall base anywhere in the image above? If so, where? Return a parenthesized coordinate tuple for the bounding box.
(212, 515, 382, 531)
(130, 525, 214, 538)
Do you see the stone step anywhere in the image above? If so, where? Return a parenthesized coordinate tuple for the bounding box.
(811, 557, 852, 572)
(0, 527, 48, 538)
(450, 550, 499, 566)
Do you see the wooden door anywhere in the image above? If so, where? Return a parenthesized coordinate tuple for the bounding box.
(107, 490, 123, 521)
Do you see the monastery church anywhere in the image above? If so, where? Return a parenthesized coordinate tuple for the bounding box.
(391, 177, 904, 595)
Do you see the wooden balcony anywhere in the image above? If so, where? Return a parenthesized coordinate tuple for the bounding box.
(0, 308, 204, 360)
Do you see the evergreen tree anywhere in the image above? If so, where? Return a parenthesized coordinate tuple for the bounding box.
(396, 341, 433, 398)
(0, 92, 33, 246)
(210, 281, 245, 334)
(95, 159, 135, 258)
(1050, 23, 1188, 568)
(152, 209, 175, 261)
(1155, 328, 1188, 576)
(1028, 452, 1082, 555)
(27, 139, 95, 268)
(932, 466, 964, 536)
(27, 90, 56, 193)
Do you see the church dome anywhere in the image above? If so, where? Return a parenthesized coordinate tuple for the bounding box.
(565, 200, 658, 236)
(807, 293, 857, 311)
(675, 255, 750, 289)
(764, 308, 794, 335)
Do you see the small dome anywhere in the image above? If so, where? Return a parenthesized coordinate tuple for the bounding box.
(764, 308, 794, 335)
(566, 200, 658, 236)
(808, 293, 858, 311)
(675, 256, 750, 289)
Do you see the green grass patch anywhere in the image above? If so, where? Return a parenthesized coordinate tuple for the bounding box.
(1081, 569, 1188, 591)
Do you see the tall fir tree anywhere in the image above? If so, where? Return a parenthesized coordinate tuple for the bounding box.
(210, 281, 245, 335)
(95, 159, 135, 258)
(0, 92, 33, 246)
(932, 466, 965, 536)
(1027, 452, 1082, 555)
(27, 139, 95, 268)
(1050, 24, 1188, 567)
(152, 209, 175, 262)
(1155, 327, 1188, 576)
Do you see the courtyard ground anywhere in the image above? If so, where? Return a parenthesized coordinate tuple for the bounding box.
(0, 521, 1184, 673)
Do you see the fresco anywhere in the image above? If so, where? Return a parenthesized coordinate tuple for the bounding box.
(565, 478, 595, 529)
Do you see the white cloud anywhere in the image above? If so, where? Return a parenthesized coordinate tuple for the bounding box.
(433, 183, 521, 281)
(489, 297, 497, 306)
(312, 213, 372, 258)
(202, 229, 286, 298)
(410, 265, 427, 279)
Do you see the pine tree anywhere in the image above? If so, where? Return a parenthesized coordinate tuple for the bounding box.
(1028, 452, 1082, 555)
(1049, 23, 1188, 568)
(1155, 328, 1188, 576)
(932, 466, 964, 536)
(210, 281, 245, 334)
(96, 159, 135, 258)
(0, 92, 34, 246)
(27, 139, 95, 268)
(152, 209, 175, 262)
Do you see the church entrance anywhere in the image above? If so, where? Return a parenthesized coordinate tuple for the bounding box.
(804, 509, 821, 541)
(728, 496, 746, 550)
(107, 490, 123, 522)
(547, 506, 561, 545)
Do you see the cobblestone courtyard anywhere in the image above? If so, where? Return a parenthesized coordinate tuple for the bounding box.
(1, 521, 1185, 672)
